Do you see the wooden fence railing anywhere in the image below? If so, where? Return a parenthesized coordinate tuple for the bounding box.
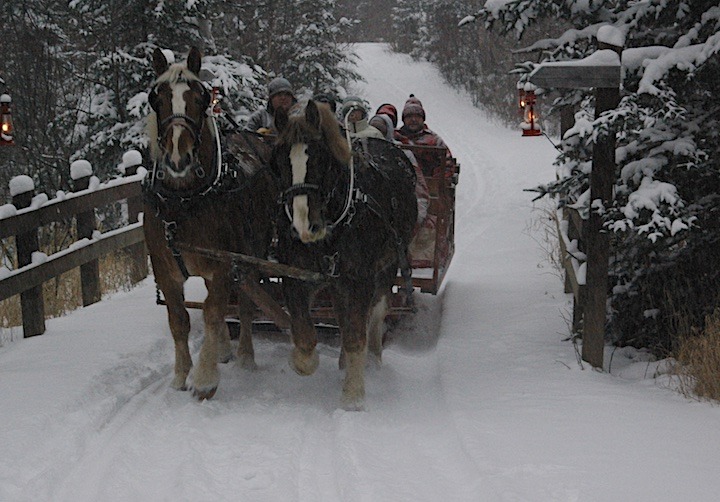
(0, 165, 147, 337)
(556, 206, 586, 334)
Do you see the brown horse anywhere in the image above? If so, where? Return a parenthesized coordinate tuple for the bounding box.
(270, 100, 418, 409)
(144, 47, 275, 399)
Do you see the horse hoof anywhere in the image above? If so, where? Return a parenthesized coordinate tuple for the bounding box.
(237, 354, 258, 371)
(341, 395, 366, 412)
(171, 374, 189, 391)
(367, 352, 382, 370)
(290, 348, 319, 376)
(340, 350, 377, 370)
(218, 344, 234, 364)
(186, 369, 219, 399)
(193, 386, 217, 400)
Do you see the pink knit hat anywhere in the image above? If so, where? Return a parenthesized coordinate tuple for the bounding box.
(376, 103, 398, 127)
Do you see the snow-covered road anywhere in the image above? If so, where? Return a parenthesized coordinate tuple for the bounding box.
(2, 43, 720, 502)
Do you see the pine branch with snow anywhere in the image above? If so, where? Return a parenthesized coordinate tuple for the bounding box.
(461, 0, 720, 350)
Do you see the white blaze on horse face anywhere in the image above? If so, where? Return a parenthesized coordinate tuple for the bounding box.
(290, 143, 313, 242)
(166, 81, 192, 176)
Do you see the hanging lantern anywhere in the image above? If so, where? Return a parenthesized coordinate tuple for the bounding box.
(517, 81, 526, 113)
(211, 86, 222, 116)
(1, 94, 14, 146)
(520, 86, 541, 137)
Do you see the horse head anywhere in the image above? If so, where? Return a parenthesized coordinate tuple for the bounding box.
(147, 47, 214, 187)
(272, 100, 351, 244)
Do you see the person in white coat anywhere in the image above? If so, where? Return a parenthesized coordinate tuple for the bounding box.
(339, 96, 384, 139)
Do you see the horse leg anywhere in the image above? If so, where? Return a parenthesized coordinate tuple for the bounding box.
(367, 291, 389, 368)
(366, 264, 397, 367)
(150, 259, 192, 390)
(235, 290, 258, 370)
(339, 288, 389, 370)
(210, 275, 234, 365)
(285, 280, 319, 376)
(187, 273, 231, 399)
(334, 291, 370, 410)
(161, 279, 192, 391)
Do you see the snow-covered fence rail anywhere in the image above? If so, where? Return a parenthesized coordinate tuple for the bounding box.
(0, 159, 147, 337)
(557, 206, 586, 333)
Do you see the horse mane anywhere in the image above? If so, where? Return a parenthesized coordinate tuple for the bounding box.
(147, 111, 160, 161)
(279, 101, 351, 165)
(155, 63, 200, 86)
(317, 103, 351, 165)
(146, 63, 217, 163)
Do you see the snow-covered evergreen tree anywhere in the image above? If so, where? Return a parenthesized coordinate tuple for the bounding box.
(1, 0, 359, 195)
(213, 0, 360, 103)
(464, 0, 720, 351)
(1, 0, 213, 190)
(1, 1, 74, 194)
(391, 0, 432, 58)
(388, 0, 517, 116)
(62, 0, 217, 180)
(282, 0, 359, 95)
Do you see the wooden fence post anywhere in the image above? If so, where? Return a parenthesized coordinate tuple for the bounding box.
(581, 40, 622, 368)
(529, 36, 623, 369)
(121, 150, 148, 284)
(71, 160, 101, 306)
(11, 177, 46, 337)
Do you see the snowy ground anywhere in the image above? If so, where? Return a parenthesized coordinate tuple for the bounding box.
(2, 43, 719, 502)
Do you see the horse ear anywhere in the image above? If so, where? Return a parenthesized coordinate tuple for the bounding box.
(275, 106, 289, 133)
(187, 47, 202, 76)
(152, 48, 168, 76)
(305, 100, 321, 130)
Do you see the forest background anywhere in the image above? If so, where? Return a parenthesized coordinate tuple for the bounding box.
(0, 0, 522, 195)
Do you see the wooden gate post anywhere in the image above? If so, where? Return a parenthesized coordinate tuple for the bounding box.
(121, 151, 148, 284)
(11, 178, 46, 337)
(529, 36, 623, 369)
(72, 161, 101, 306)
(582, 41, 622, 368)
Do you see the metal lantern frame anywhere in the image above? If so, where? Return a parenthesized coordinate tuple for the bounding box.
(518, 84, 542, 137)
(211, 86, 222, 116)
(517, 83, 526, 112)
(1, 93, 14, 146)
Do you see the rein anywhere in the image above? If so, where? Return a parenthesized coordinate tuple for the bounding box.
(332, 110, 357, 228)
